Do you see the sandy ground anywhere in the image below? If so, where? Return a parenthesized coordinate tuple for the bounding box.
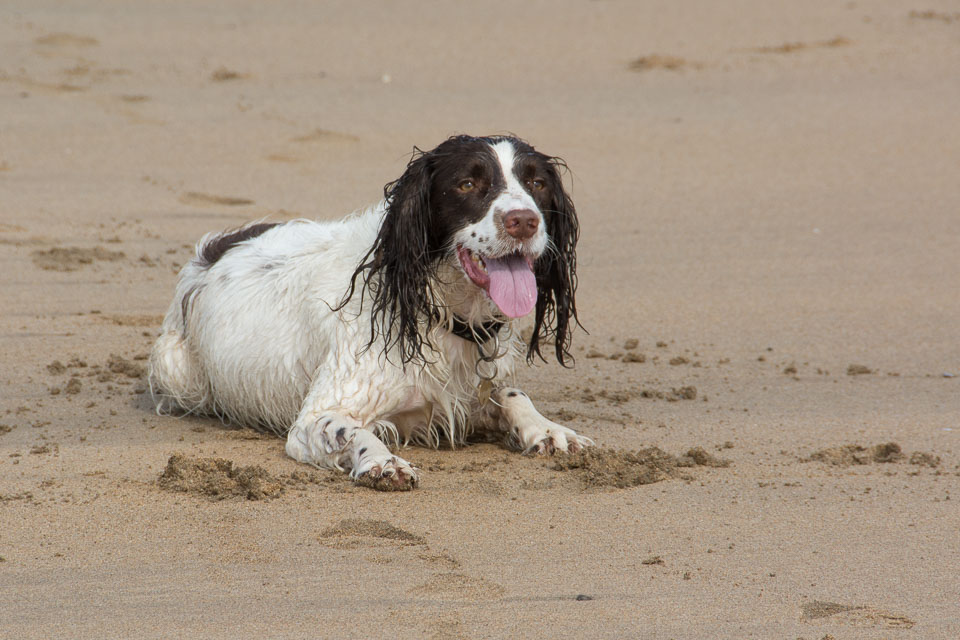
(2, 1, 959, 638)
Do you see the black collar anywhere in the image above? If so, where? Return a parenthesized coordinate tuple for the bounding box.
(448, 316, 504, 344)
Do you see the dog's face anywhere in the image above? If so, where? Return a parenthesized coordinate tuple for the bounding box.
(424, 137, 555, 318)
(353, 135, 579, 365)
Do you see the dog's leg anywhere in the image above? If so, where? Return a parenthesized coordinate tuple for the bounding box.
(477, 387, 593, 455)
(148, 331, 209, 415)
(285, 412, 418, 489)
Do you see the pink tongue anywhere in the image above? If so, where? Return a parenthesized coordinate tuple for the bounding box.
(484, 254, 537, 318)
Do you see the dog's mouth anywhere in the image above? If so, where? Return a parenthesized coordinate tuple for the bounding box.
(456, 246, 537, 318)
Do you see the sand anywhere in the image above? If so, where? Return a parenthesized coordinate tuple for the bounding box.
(1, 1, 958, 638)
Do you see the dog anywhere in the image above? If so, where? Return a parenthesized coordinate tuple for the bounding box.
(149, 134, 592, 489)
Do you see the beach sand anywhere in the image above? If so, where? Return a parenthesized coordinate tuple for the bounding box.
(1, 1, 958, 637)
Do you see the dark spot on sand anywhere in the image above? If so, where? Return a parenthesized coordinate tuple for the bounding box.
(210, 67, 246, 82)
(180, 192, 254, 207)
(629, 55, 693, 72)
(46, 361, 66, 375)
(846, 364, 873, 376)
(31, 246, 125, 271)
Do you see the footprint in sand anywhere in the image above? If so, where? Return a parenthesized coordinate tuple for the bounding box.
(801, 600, 915, 629)
(410, 572, 505, 601)
(318, 518, 425, 549)
(318, 520, 498, 601)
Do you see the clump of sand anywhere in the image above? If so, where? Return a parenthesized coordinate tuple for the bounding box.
(909, 452, 941, 468)
(552, 445, 730, 489)
(640, 386, 697, 401)
(106, 353, 145, 379)
(158, 454, 286, 500)
(677, 446, 731, 468)
(806, 442, 904, 466)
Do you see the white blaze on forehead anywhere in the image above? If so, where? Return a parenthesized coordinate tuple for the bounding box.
(489, 140, 538, 213)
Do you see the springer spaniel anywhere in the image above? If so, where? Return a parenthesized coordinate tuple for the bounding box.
(149, 135, 592, 489)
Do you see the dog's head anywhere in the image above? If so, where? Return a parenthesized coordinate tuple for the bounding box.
(347, 135, 579, 366)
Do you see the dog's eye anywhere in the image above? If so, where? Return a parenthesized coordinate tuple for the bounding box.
(457, 180, 475, 193)
(528, 179, 545, 191)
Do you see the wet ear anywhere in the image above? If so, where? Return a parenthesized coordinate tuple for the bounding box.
(528, 158, 580, 366)
(341, 149, 440, 365)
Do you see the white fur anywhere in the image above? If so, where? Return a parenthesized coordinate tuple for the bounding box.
(149, 139, 591, 488)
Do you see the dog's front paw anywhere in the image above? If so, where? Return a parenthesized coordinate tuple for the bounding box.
(513, 422, 594, 456)
(345, 428, 418, 490)
(351, 452, 419, 491)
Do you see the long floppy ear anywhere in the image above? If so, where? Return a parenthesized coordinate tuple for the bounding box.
(528, 156, 580, 366)
(338, 148, 439, 365)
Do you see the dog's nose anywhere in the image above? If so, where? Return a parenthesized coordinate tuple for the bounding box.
(502, 209, 540, 240)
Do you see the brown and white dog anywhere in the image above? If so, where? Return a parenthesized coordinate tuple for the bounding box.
(149, 135, 591, 489)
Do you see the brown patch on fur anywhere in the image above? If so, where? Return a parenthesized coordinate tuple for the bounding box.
(197, 222, 280, 267)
